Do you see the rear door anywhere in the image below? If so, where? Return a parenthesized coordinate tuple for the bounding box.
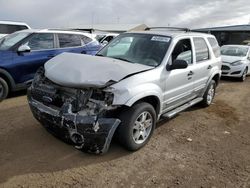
(191, 37, 216, 95)
(12, 33, 57, 83)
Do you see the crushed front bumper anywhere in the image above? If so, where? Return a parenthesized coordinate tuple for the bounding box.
(28, 96, 121, 154)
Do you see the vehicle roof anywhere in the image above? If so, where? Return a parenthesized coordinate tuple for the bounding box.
(126, 30, 214, 38)
(0, 20, 30, 28)
(16, 29, 95, 39)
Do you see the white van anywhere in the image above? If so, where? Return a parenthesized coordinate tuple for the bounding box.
(0, 21, 31, 38)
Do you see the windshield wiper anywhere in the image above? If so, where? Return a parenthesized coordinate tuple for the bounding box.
(96, 54, 104, 57)
(113, 57, 133, 63)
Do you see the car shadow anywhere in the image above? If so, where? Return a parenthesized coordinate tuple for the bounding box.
(8, 89, 27, 99)
(0, 102, 132, 184)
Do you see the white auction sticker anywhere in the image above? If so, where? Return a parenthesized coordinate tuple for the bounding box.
(151, 36, 170, 42)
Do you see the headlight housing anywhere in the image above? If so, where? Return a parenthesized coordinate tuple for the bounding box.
(230, 60, 244, 66)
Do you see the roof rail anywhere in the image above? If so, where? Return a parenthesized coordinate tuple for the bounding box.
(145, 27, 190, 32)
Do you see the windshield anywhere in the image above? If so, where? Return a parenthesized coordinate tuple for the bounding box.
(97, 33, 171, 67)
(0, 32, 30, 50)
(221, 46, 248, 57)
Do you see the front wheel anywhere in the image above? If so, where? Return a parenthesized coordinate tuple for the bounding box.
(0, 77, 9, 102)
(200, 80, 216, 107)
(240, 68, 247, 82)
(117, 102, 156, 151)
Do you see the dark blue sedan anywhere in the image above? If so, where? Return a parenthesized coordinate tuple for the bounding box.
(0, 29, 102, 100)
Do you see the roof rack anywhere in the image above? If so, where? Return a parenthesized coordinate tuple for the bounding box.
(145, 27, 190, 32)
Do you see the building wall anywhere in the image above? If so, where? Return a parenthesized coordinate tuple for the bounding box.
(210, 31, 250, 46)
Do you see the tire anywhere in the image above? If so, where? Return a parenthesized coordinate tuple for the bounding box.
(116, 102, 156, 151)
(240, 68, 247, 82)
(200, 80, 216, 107)
(0, 77, 9, 102)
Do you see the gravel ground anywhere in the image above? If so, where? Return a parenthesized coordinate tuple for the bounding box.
(0, 78, 250, 188)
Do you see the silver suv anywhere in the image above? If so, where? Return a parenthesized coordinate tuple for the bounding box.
(27, 27, 222, 154)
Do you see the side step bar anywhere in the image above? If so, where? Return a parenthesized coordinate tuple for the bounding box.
(162, 97, 203, 119)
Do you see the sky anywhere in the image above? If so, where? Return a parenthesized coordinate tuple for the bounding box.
(0, 0, 250, 29)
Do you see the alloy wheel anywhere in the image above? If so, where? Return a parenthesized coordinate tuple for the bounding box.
(132, 111, 153, 144)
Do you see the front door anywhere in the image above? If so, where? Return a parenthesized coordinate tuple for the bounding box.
(13, 33, 57, 83)
(162, 38, 196, 112)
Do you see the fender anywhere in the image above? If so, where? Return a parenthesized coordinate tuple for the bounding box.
(202, 70, 221, 96)
(125, 91, 162, 107)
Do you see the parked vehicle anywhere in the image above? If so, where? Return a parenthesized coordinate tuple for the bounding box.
(27, 27, 221, 154)
(0, 29, 102, 101)
(221, 45, 250, 81)
(96, 33, 118, 45)
(0, 21, 31, 38)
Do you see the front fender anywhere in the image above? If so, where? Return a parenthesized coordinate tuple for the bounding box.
(111, 83, 163, 108)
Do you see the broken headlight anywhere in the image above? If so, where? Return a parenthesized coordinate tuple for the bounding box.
(90, 90, 114, 106)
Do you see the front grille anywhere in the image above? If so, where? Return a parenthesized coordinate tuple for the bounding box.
(31, 86, 64, 108)
(221, 65, 230, 70)
(231, 71, 241, 75)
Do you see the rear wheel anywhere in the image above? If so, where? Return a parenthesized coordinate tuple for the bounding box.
(240, 68, 247, 82)
(200, 80, 216, 107)
(117, 102, 156, 151)
(0, 77, 9, 102)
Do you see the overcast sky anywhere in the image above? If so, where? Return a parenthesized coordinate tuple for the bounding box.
(1, 0, 250, 29)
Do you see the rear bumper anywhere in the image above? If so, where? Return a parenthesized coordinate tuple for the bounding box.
(28, 95, 120, 154)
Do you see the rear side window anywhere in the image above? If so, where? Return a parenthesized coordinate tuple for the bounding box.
(26, 33, 54, 50)
(58, 34, 81, 48)
(0, 24, 28, 34)
(193, 37, 209, 62)
(208, 37, 220, 57)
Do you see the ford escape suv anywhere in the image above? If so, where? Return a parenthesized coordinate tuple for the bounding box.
(27, 27, 222, 154)
(0, 29, 101, 101)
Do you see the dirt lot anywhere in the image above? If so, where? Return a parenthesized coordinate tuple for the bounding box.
(0, 78, 250, 188)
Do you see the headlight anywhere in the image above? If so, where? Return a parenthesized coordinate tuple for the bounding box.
(230, 60, 244, 66)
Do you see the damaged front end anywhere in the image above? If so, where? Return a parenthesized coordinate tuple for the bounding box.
(27, 67, 121, 154)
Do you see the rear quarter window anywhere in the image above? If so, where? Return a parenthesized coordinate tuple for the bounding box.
(208, 37, 221, 58)
(80, 35, 92, 44)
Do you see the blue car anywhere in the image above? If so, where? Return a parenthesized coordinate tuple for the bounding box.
(0, 29, 102, 101)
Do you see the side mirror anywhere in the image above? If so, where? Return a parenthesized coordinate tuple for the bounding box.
(17, 45, 31, 53)
(102, 40, 109, 46)
(167, 59, 188, 71)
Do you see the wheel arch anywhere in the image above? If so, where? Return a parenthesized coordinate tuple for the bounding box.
(0, 68, 15, 91)
(129, 95, 161, 117)
(211, 73, 220, 86)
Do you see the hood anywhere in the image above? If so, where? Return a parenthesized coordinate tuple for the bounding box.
(44, 53, 153, 88)
(221, 55, 246, 63)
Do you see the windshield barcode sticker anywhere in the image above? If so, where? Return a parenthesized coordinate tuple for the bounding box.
(151, 36, 170, 42)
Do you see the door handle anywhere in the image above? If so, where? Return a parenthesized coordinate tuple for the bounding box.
(187, 71, 194, 76)
(207, 65, 212, 69)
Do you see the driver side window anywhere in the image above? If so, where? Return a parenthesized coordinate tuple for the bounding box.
(171, 39, 193, 65)
(25, 33, 54, 51)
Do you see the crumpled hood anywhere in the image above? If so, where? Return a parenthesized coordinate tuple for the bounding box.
(221, 55, 246, 63)
(45, 53, 153, 88)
